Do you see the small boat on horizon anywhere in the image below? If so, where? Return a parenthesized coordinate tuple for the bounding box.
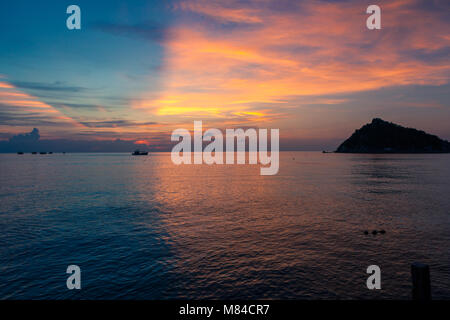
(40, 152, 47, 155)
(17, 151, 24, 155)
(132, 150, 148, 156)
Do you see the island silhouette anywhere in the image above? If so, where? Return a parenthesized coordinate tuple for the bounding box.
(336, 118, 450, 153)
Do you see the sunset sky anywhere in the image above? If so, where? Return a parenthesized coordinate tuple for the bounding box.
(1, 0, 449, 150)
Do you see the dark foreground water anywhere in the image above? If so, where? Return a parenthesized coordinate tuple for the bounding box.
(0, 152, 449, 299)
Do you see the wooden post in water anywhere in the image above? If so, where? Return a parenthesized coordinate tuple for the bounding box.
(411, 262, 431, 300)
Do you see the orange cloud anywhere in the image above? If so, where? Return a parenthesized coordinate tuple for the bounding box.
(0, 83, 59, 109)
(134, 0, 449, 126)
(0, 82, 14, 89)
(135, 139, 150, 145)
(0, 80, 84, 136)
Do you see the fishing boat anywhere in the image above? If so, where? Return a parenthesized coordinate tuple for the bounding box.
(132, 150, 148, 156)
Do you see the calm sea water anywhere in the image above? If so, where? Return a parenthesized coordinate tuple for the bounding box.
(0, 152, 449, 299)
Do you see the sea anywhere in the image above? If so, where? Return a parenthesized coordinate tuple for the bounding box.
(0, 152, 449, 299)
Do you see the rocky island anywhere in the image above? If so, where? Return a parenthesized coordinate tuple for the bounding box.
(336, 118, 450, 153)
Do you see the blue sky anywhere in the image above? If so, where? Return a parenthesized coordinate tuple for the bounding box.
(0, 1, 168, 133)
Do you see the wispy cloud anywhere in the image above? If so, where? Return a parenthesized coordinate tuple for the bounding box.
(11, 81, 90, 93)
(0, 80, 78, 122)
(79, 120, 160, 128)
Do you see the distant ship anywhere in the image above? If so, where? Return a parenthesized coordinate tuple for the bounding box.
(17, 151, 24, 155)
(132, 150, 148, 156)
(40, 152, 47, 155)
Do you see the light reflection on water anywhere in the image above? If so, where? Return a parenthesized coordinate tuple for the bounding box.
(0, 152, 449, 299)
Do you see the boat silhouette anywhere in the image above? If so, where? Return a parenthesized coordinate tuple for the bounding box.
(132, 150, 148, 156)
